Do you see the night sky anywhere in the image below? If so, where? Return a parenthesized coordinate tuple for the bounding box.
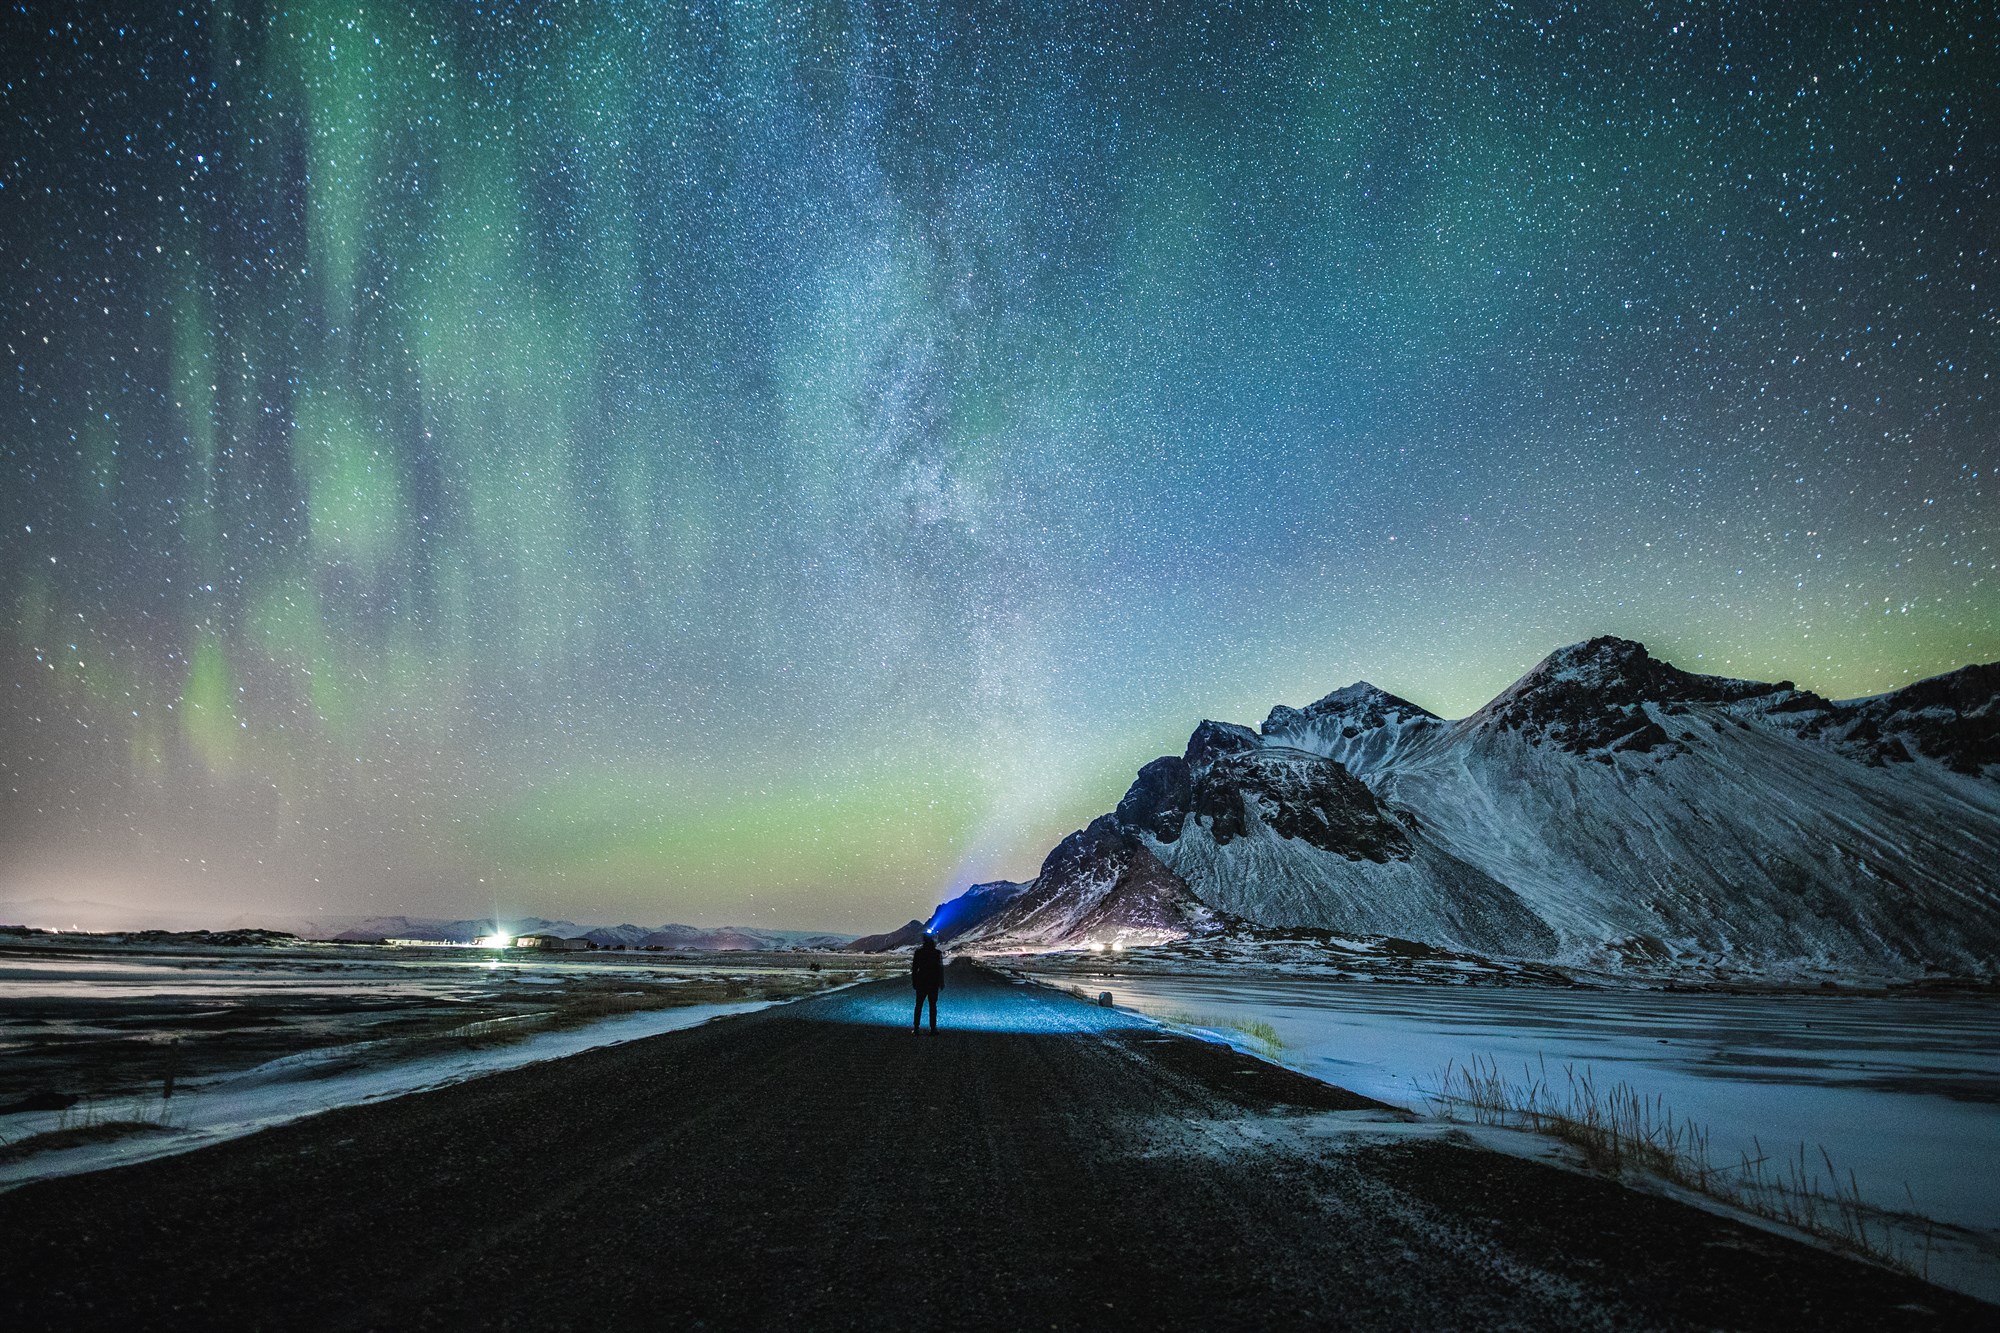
(2, 2, 1994, 931)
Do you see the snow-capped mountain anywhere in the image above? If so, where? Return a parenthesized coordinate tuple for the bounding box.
(944, 638, 2000, 978)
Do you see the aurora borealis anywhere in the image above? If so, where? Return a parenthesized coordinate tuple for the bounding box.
(2, 3, 1994, 931)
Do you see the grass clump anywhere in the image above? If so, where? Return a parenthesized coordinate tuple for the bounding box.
(0, 1119, 175, 1165)
(0, 1093, 190, 1165)
(1426, 1054, 1938, 1280)
(1160, 1011, 1288, 1062)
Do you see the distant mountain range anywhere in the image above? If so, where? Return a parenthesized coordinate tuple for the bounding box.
(916, 638, 2000, 980)
(329, 917, 855, 951)
(0, 901, 855, 952)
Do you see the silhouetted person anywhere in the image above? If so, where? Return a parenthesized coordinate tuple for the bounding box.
(911, 934, 943, 1032)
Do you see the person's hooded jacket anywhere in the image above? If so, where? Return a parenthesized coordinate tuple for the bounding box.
(911, 937, 944, 993)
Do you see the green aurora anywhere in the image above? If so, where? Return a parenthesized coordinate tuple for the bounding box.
(2, 2, 1994, 929)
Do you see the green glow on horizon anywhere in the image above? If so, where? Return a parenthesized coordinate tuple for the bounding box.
(2, 4, 1993, 926)
(478, 765, 985, 901)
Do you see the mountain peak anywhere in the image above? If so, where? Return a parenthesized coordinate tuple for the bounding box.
(1317, 680, 1395, 706)
(1518, 635, 1655, 685)
(1185, 719, 1260, 766)
(1492, 636, 1795, 705)
(1479, 637, 1789, 756)
(1263, 681, 1441, 737)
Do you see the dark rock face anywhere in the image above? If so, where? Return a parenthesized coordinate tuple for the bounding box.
(1065, 839, 1213, 939)
(1885, 661, 2000, 721)
(1115, 756, 1193, 842)
(1806, 663, 2000, 777)
(1110, 721, 1269, 847)
(1039, 815, 1130, 887)
(1113, 754, 1270, 847)
(955, 815, 1222, 945)
(1476, 636, 1797, 757)
(1886, 662, 2000, 774)
(1112, 731, 1414, 861)
(1184, 719, 1260, 765)
(1199, 749, 1413, 861)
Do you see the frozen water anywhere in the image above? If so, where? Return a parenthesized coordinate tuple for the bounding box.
(1087, 975, 2000, 1236)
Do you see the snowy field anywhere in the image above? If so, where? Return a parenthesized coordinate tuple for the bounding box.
(1067, 975, 1999, 1247)
(0, 943, 867, 1185)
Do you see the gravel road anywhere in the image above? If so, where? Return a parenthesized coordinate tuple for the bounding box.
(1, 962, 1987, 1330)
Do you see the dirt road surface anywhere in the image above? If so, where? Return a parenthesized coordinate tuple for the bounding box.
(1, 963, 1987, 1330)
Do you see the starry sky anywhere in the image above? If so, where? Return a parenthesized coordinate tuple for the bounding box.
(2, 2, 1994, 932)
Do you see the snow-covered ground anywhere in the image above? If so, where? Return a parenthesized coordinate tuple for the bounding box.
(0, 998, 777, 1189)
(0, 943, 868, 1188)
(1076, 973, 2000, 1286)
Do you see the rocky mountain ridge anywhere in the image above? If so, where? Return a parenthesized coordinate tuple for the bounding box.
(928, 638, 2000, 979)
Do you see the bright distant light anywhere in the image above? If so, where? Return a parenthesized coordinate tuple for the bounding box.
(476, 934, 512, 949)
(1111, 940, 1124, 952)
(1087, 941, 1105, 953)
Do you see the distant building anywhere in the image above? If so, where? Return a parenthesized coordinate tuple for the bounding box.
(516, 934, 592, 951)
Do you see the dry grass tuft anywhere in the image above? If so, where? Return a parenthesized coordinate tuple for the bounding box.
(0, 1092, 190, 1164)
(1158, 1011, 1288, 1061)
(1426, 1054, 1938, 1280)
(0, 1118, 175, 1165)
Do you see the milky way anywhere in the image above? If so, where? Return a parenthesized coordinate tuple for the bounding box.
(2, 2, 1994, 929)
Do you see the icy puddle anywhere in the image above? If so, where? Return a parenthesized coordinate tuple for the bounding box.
(0, 942, 869, 1186)
(1071, 975, 2000, 1243)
